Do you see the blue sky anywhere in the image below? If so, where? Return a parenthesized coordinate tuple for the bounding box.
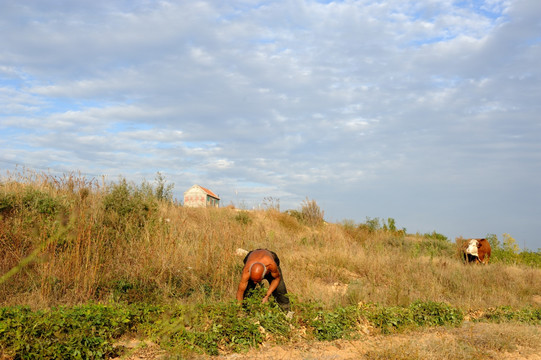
(1, 0, 540, 250)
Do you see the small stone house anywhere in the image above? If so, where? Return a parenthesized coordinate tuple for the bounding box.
(183, 185, 220, 208)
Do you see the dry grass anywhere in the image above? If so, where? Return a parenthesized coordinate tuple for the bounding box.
(1, 170, 541, 311)
(363, 323, 541, 360)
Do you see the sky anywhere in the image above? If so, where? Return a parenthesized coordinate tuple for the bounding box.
(1, 0, 540, 250)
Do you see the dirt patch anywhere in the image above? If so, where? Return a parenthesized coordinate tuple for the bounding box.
(112, 339, 167, 360)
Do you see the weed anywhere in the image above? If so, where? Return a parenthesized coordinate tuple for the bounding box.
(300, 197, 324, 227)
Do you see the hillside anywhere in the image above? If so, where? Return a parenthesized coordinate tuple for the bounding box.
(1, 171, 540, 309)
(1, 171, 540, 358)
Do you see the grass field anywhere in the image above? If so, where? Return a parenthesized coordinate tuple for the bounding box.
(1, 170, 540, 358)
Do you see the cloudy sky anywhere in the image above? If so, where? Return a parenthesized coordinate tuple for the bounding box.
(1, 0, 540, 250)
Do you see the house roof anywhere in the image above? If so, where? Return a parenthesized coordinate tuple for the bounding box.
(185, 184, 220, 200)
(199, 185, 220, 199)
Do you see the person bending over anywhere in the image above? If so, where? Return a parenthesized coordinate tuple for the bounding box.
(236, 249, 290, 311)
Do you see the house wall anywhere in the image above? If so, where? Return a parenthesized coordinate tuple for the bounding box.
(184, 187, 206, 208)
(184, 186, 220, 208)
(207, 196, 219, 207)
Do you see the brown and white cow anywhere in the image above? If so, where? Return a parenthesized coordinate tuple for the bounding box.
(462, 238, 491, 264)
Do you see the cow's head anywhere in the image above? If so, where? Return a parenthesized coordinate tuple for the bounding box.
(465, 239, 479, 256)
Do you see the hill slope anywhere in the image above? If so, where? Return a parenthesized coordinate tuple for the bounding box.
(0, 171, 540, 309)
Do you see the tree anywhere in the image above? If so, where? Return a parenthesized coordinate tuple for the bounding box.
(502, 233, 519, 254)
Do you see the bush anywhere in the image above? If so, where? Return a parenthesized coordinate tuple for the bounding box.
(284, 209, 303, 223)
(518, 250, 541, 267)
(485, 233, 540, 267)
(235, 211, 252, 225)
(102, 178, 158, 227)
(424, 231, 449, 242)
(361, 217, 383, 232)
(103, 179, 156, 216)
(21, 189, 65, 216)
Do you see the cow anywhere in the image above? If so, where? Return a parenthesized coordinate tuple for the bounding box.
(461, 238, 491, 264)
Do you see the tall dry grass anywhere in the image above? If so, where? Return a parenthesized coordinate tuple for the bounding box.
(1, 170, 540, 311)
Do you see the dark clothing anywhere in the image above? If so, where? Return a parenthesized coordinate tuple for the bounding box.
(242, 249, 290, 311)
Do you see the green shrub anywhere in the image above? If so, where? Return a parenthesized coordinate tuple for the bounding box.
(424, 231, 449, 242)
(485, 233, 540, 267)
(362, 217, 383, 232)
(21, 189, 65, 216)
(518, 250, 541, 267)
(284, 209, 303, 223)
(102, 178, 158, 230)
(235, 211, 252, 225)
(103, 179, 157, 217)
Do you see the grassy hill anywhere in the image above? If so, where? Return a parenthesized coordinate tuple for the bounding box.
(1, 170, 540, 358)
(1, 170, 539, 309)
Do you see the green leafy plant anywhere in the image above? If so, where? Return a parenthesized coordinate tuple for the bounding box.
(0, 304, 161, 359)
(307, 305, 360, 341)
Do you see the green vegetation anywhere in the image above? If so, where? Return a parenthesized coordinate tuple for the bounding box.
(1, 298, 539, 358)
(1, 170, 540, 358)
(485, 233, 541, 266)
(0, 304, 159, 359)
